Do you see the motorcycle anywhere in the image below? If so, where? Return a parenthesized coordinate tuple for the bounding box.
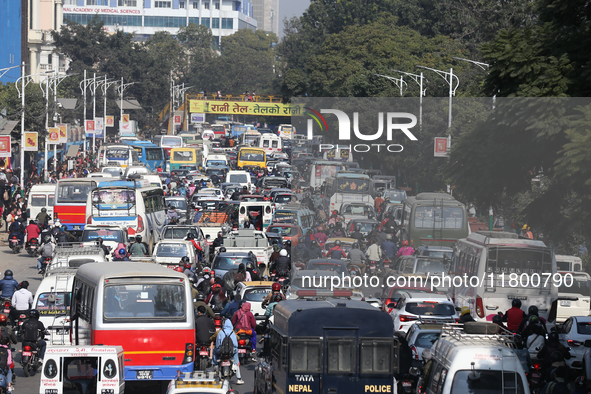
(25, 238, 39, 257)
(398, 373, 418, 394)
(21, 340, 43, 377)
(348, 264, 361, 276)
(196, 343, 211, 371)
(0, 299, 10, 319)
(13, 311, 29, 337)
(217, 350, 235, 381)
(237, 331, 251, 365)
(528, 362, 544, 394)
(382, 258, 392, 272)
(8, 234, 22, 254)
(39, 257, 51, 276)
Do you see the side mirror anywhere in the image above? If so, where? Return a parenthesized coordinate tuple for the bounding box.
(206, 234, 210, 239)
(387, 302, 397, 309)
(409, 367, 420, 377)
(48, 294, 56, 303)
(455, 306, 461, 312)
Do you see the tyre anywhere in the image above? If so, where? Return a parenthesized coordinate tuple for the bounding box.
(23, 363, 30, 377)
(199, 357, 208, 371)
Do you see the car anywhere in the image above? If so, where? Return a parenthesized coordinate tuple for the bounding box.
(234, 281, 275, 321)
(405, 323, 443, 365)
(256, 176, 289, 194)
(195, 187, 225, 200)
(306, 259, 350, 276)
(238, 194, 268, 202)
(346, 218, 379, 237)
(220, 182, 242, 198)
(340, 203, 376, 225)
(165, 196, 190, 224)
(392, 255, 450, 292)
(160, 224, 208, 262)
(559, 316, 591, 369)
(266, 224, 304, 246)
(322, 237, 357, 258)
(416, 245, 453, 260)
(211, 251, 258, 281)
(272, 193, 298, 208)
(81, 225, 128, 256)
(389, 292, 458, 333)
(268, 188, 292, 200)
(152, 239, 197, 268)
(165, 371, 232, 393)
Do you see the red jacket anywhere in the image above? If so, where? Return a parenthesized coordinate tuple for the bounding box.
(506, 307, 525, 332)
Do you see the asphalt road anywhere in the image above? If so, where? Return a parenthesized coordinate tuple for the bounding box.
(0, 243, 258, 394)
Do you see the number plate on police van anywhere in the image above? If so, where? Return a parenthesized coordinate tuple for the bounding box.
(56, 329, 69, 335)
(136, 370, 153, 380)
(22, 351, 32, 357)
(238, 349, 247, 353)
(402, 382, 412, 387)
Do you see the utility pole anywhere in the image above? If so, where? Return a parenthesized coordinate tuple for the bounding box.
(416, 65, 459, 129)
(102, 76, 117, 144)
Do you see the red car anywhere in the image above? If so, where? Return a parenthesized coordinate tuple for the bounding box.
(266, 224, 303, 246)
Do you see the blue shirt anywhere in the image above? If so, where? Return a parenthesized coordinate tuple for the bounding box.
(0, 276, 20, 298)
(381, 240, 398, 259)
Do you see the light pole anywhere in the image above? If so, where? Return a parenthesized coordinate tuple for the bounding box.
(173, 84, 193, 132)
(117, 78, 137, 136)
(101, 76, 118, 144)
(391, 69, 427, 128)
(374, 73, 407, 96)
(452, 57, 495, 109)
(416, 65, 459, 129)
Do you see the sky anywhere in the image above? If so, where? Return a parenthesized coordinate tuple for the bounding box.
(278, 0, 311, 39)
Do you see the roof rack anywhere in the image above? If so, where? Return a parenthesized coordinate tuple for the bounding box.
(176, 371, 219, 383)
(439, 323, 516, 347)
(54, 244, 105, 257)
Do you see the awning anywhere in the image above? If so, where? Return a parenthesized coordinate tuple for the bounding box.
(57, 98, 78, 110)
(66, 145, 80, 157)
(0, 120, 18, 135)
(116, 99, 142, 110)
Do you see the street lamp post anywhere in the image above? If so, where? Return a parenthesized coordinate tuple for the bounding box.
(374, 73, 407, 97)
(416, 65, 459, 129)
(452, 57, 495, 109)
(391, 69, 427, 128)
(101, 76, 118, 144)
(173, 83, 193, 132)
(118, 78, 137, 136)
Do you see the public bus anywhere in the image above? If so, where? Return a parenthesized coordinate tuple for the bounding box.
(169, 147, 199, 170)
(237, 147, 266, 170)
(254, 298, 395, 394)
(70, 263, 195, 381)
(54, 178, 98, 233)
(211, 124, 226, 138)
(271, 204, 316, 234)
(322, 172, 375, 215)
(86, 178, 166, 253)
(400, 192, 469, 247)
(309, 160, 347, 189)
(96, 144, 139, 169)
(122, 140, 166, 171)
(275, 124, 294, 139)
(451, 231, 559, 322)
(239, 130, 261, 145)
(159, 135, 183, 154)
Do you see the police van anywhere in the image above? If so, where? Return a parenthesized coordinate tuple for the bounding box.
(416, 323, 528, 394)
(254, 298, 396, 394)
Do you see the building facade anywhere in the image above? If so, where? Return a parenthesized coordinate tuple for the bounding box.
(62, 0, 257, 46)
(251, 0, 277, 36)
(28, 0, 67, 81)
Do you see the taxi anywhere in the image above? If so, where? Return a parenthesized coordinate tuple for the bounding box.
(234, 281, 275, 320)
(166, 371, 233, 394)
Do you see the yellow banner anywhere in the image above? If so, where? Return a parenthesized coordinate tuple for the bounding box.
(189, 100, 301, 117)
(48, 127, 60, 144)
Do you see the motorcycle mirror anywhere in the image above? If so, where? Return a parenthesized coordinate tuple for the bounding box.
(409, 367, 420, 377)
(387, 303, 397, 309)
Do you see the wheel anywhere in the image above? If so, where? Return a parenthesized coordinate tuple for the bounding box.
(199, 357, 208, 371)
(23, 363, 30, 377)
(13, 247, 18, 254)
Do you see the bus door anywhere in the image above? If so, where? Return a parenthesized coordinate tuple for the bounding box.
(322, 329, 359, 394)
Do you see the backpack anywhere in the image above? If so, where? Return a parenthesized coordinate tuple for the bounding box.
(0, 326, 10, 342)
(0, 347, 8, 372)
(57, 232, 68, 244)
(22, 319, 39, 342)
(219, 329, 234, 357)
(42, 243, 53, 257)
(546, 381, 571, 394)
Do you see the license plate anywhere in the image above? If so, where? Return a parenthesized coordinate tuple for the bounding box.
(384, 264, 390, 269)
(403, 382, 412, 387)
(22, 351, 32, 357)
(199, 351, 208, 356)
(136, 370, 153, 380)
(73, 226, 81, 230)
(30, 246, 36, 249)
(221, 361, 231, 366)
(532, 373, 541, 378)
(56, 329, 69, 335)
(238, 349, 247, 353)
(560, 300, 571, 307)
(3, 309, 9, 314)
(370, 266, 376, 270)
(507, 295, 527, 300)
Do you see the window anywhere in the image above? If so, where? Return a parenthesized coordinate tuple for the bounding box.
(57, 182, 96, 204)
(86, 0, 108, 4)
(211, 18, 219, 28)
(405, 302, 455, 316)
(154, 0, 172, 7)
(327, 338, 354, 374)
(289, 339, 321, 373)
(214, 2, 219, 9)
(204, 2, 209, 9)
(360, 339, 393, 374)
(189, 17, 199, 24)
(173, 150, 194, 162)
(145, 148, 163, 161)
(450, 370, 525, 394)
(31, 194, 47, 206)
(118, 0, 137, 5)
(413, 206, 464, 229)
(192, 1, 199, 8)
(180, 1, 185, 7)
(37, 292, 72, 316)
(155, 243, 188, 258)
(103, 283, 186, 320)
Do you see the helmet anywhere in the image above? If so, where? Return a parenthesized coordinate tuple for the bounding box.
(522, 224, 528, 230)
(273, 245, 281, 253)
(529, 315, 540, 325)
(550, 350, 564, 363)
(4, 270, 12, 277)
(217, 232, 223, 237)
(335, 240, 341, 246)
(528, 305, 539, 316)
(355, 224, 361, 231)
(136, 235, 143, 242)
(96, 237, 103, 245)
(186, 233, 195, 240)
(492, 315, 503, 325)
(272, 282, 281, 291)
(181, 256, 190, 264)
(284, 240, 291, 247)
(174, 266, 183, 272)
(311, 240, 318, 247)
(548, 332, 559, 343)
(280, 249, 288, 257)
(243, 186, 247, 190)
(118, 248, 127, 256)
(460, 306, 470, 316)
(352, 242, 359, 249)
(203, 267, 211, 274)
(29, 310, 40, 319)
(512, 299, 522, 308)
(41, 208, 47, 213)
(401, 240, 409, 246)
(386, 234, 392, 240)
(219, 247, 227, 253)
(244, 221, 250, 227)
(0, 315, 7, 324)
(196, 293, 206, 301)
(245, 261, 255, 271)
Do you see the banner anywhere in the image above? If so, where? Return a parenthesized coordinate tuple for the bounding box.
(48, 127, 60, 144)
(189, 100, 297, 117)
(119, 121, 132, 134)
(24, 132, 38, 151)
(106, 115, 114, 127)
(95, 117, 104, 132)
(434, 137, 450, 157)
(122, 114, 130, 123)
(174, 115, 182, 125)
(85, 120, 95, 136)
(57, 123, 68, 143)
(191, 113, 205, 123)
(0, 136, 10, 158)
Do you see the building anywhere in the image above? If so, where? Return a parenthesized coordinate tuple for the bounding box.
(62, 0, 257, 46)
(28, 0, 67, 81)
(0, 0, 28, 84)
(251, 0, 277, 36)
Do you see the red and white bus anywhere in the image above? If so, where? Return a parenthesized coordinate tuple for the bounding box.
(70, 263, 195, 381)
(211, 124, 226, 138)
(159, 135, 183, 154)
(54, 178, 97, 233)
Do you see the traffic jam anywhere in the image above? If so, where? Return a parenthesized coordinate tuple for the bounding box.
(1, 123, 588, 394)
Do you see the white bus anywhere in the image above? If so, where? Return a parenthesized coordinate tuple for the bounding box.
(86, 178, 166, 253)
(27, 184, 55, 222)
(451, 231, 558, 323)
(321, 172, 374, 214)
(309, 160, 345, 189)
(70, 263, 195, 381)
(253, 133, 282, 156)
(239, 130, 261, 146)
(275, 124, 294, 139)
(96, 144, 139, 169)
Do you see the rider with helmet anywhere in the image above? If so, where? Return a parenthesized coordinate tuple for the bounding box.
(262, 282, 284, 309)
(264, 293, 284, 317)
(129, 235, 148, 257)
(0, 270, 19, 300)
(500, 299, 526, 332)
(96, 237, 109, 256)
(519, 305, 548, 336)
(492, 314, 507, 330)
(21, 309, 47, 363)
(381, 234, 398, 259)
(348, 242, 367, 274)
(273, 249, 290, 274)
(36, 207, 49, 226)
(396, 240, 414, 257)
(180, 256, 196, 281)
(194, 293, 215, 318)
(112, 243, 129, 261)
(328, 240, 347, 260)
(37, 234, 55, 274)
(349, 224, 365, 243)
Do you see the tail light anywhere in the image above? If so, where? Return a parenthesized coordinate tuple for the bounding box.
(476, 296, 484, 318)
(87, 216, 92, 224)
(136, 215, 144, 233)
(3, 302, 10, 309)
(182, 343, 194, 364)
(24, 345, 31, 351)
(532, 363, 541, 370)
(568, 339, 583, 347)
(410, 345, 418, 360)
(399, 315, 418, 322)
(238, 339, 246, 345)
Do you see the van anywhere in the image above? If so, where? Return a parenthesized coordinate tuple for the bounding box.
(226, 170, 254, 193)
(238, 201, 274, 230)
(205, 154, 228, 169)
(254, 133, 282, 155)
(27, 184, 55, 221)
(418, 323, 528, 394)
(33, 271, 76, 345)
(557, 271, 591, 323)
(556, 254, 583, 271)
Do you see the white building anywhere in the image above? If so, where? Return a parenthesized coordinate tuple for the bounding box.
(62, 0, 257, 46)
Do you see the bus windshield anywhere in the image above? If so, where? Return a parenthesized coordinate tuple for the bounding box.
(92, 188, 136, 208)
(336, 177, 369, 194)
(57, 182, 95, 204)
(103, 283, 186, 320)
(172, 150, 194, 161)
(161, 137, 182, 147)
(145, 148, 164, 160)
(37, 292, 71, 316)
(239, 150, 264, 162)
(486, 247, 551, 275)
(414, 206, 464, 229)
(106, 148, 130, 160)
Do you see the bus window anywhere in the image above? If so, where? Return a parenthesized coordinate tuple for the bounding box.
(486, 248, 551, 275)
(359, 339, 393, 374)
(146, 148, 163, 161)
(173, 150, 194, 161)
(327, 338, 354, 374)
(103, 283, 186, 319)
(289, 339, 322, 373)
(31, 195, 47, 206)
(58, 182, 95, 204)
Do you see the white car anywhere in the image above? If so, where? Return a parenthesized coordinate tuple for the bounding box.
(405, 323, 443, 362)
(196, 188, 225, 200)
(389, 292, 458, 333)
(234, 281, 275, 321)
(81, 225, 129, 259)
(559, 316, 591, 369)
(152, 239, 197, 268)
(226, 170, 256, 193)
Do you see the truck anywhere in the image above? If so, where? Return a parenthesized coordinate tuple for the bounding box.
(220, 229, 273, 266)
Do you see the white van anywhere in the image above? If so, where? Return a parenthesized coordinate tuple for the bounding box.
(27, 184, 56, 222)
(254, 134, 282, 155)
(556, 254, 583, 271)
(226, 170, 255, 193)
(238, 201, 274, 230)
(205, 154, 228, 169)
(417, 323, 529, 394)
(33, 271, 77, 345)
(557, 271, 591, 323)
(142, 174, 163, 188)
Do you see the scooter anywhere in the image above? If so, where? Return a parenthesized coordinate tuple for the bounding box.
(217, 350, 234, 381)
(528, 362, 544, 394)
(237, 331, 251, 365)
(21, 341, 42, 377)
(8, 234, 22, 254)
(398, 373, 417, 394)
(39, 257, 51, 276)
(196, 343, 211, 371)
(25, 238, 39, 257)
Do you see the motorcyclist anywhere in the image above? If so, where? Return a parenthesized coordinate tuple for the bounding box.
(537, 333, 571, 376)
(492, 314, 508, 330)
(232, 301, 257, 357)
(39, 224, 53, 244)
(25, 220, 41, 244)
(112, 244, 130, 262)
(0, 271, 19, 301)
(221, 294, 242, 319)
(185, 233, 203, 270)
(348, 242, 367, 274)
(212, 232, 224, 249)
(500, 299, 526, 333)
(8, 216, 25, 246)
(365, 240, 384, 268)
(233, 263, 251, 284)
(0, 315, 17, 345)
(328, 240, 347, 260)
(194, 293, 215, 319)
(306, 240, 323, 260)
(459, 306, 476, 323)
(207, 284, 227, 314)
(519, 305, 548, 336)
(283, 240, 292, 256)
(381, 234, 398, 259)
(20, 309, 47, 364)
(292, 241, 308, 262)
(526, 318, 546, 359)
(167, 205, 179, 223)
(264, 293, 284, 317)
(35, 208, 49, 226)
(128, 235, 148, 257)
(349, 224, 365, 243)
(37, 235, 55, 274)
(195, 305, 215, 349)
(269, 244, 281, 264)
(330, 222, 345, 238)
(181, 256, 196, 281)
(55, 225, 75, 244)
(95, 237, 109, 257)
(213, 319, 244, 385)
(262, 282, 284, 309)
(313, 227, 328, 246)
(396, 240, 414, 257)
(273, 249, 290, 274)
(374, 193, 384, 213)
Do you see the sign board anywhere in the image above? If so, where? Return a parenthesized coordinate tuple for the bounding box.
(122, 114, 130, 123)
(174, 115, 182, 125)
(24, 132, 38, 151)
(434, 137, 450, 157)
(189, 100, 298, 117)
(119, 121, 132, 134)
(191, 113, 205, 123)
(48, 127, 60, 144)
(85, 120, 95, 136)
(57, 124, 68, 143)
(0, 136, 10, 158)
(95, 117, 104, 132)
(106, 116, 114, 127)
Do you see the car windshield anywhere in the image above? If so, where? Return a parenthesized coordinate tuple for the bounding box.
(36, 292, 71, 316)
(267, 226, 294, 236)
(384, 190, 406, 202)
(155, 243, 188, 257)
(406, 302, 455, 316)
(559, 275, 591, 296)
(291, 276, 336, 290)
(162, 227, 198, 239)
(103, 283, 186, 320)
(82, 229, 124, 243)
(450, 370, 525, 394)
(275, 195, 296, 204)
(229, 174, 249, 183)
(167, 199, 188, 210)
(421, 249, 453, 260)
(102, 168, 122, 176)
(353, 222, 376, 233)
(243, 288, 270, 302)
(214, 257, 252, 270)
(263, 178, 288, 188)
(414, 332, 441, 348)
(307, 263, 346, 275)
(342, 205, 373, 215)
(415, 259, 448, 274)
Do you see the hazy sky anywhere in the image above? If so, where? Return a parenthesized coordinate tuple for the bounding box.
(278, 0, 311, 39)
